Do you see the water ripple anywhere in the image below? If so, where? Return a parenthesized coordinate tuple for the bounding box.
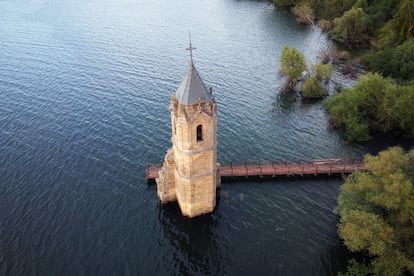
(0, 0, 366, 275)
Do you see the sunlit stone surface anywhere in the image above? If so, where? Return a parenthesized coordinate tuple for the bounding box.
(157, 61, 218, 218)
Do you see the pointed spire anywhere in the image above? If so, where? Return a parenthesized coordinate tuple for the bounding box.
(175, 35, 213, 105)
(186, 32, 196, 64)
(175, 62, 212, 105)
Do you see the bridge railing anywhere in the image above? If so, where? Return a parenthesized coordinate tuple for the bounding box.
(146, 158, 366, 180)
(220, 158, 364, 168)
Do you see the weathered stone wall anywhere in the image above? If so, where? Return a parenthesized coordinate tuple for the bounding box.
(156, 148, 176, 203)
(175, 174, 216, 217)
(173, 99, 217, 218)
(157, 96, 218, 218)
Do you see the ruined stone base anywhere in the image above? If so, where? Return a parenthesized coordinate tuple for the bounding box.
(156, 150, 219, 218)
(156, 148, 176, 204)
(216, 162, 221, 189)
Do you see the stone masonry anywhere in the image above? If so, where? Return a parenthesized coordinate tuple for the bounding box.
(156, 61, 218, 218)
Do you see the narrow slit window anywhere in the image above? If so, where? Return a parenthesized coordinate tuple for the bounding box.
(196, 125, 203, 142)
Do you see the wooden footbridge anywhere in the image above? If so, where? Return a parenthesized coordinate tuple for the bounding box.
(146, 158, 367, 182)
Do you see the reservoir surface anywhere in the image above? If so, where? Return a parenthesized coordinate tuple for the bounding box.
(1, 0, 367, 275)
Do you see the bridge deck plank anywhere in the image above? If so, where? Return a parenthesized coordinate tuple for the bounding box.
(146, 160, 367, 181)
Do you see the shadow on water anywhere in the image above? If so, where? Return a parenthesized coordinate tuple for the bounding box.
(157, 195, 224, 275)
(322, 126, 414, 156)
(271, 90, 299, 113)
(272, 87, 328, 113)
(362, 132, 414, 154)
(322, 242, 349, 275)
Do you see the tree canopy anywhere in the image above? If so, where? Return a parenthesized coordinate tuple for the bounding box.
(314, 63, 332, 80)
(379, 0, 414, 46)
(280, 45, 306, 86)
(274, 1, 414, 140)
(273, 0, 414, 82)
(329, 7, 372, 48)
(336, 147, 414, 275)
(301, 76, 327, 98)
(366, 39, 414, 81)
(292, 3, 314, 25)
(325, 73, 414, 142)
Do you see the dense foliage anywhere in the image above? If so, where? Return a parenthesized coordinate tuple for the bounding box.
(279, 46, 330, 98)
(292, 3, 314, 25)
(301, 77, 327, 98)
(335, 147, 414, 275)
(276, 0, 414, 139)
(330, 7, 372, 49)
(366, 39, 414, 81)
(378, 0, 414, 46)
(325, 73, 414, 142)
(280, 45, 306, 87)
(314, 63, 332, 81)
(274, 3, 414, 275)
(273, 0, 414, 81)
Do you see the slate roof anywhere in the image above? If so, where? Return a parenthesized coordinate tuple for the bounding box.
(175, 62, 213, 105)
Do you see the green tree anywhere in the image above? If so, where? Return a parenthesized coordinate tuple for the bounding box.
(301, 77, 327, 98)
(335, 147, 414, 275)
(380, 0, 414, 46)
(391, 39, 414, 80)
(365, 47, 395, 77)
(367, 39, 414, 82)
(330, 7, 372, 48)
(280, 45, 306, 88)
(318, 19, 332, 31)
(314, 63, 332, 80)
(364, 0, 398, 30)
(325, 73, 389, 142)
(380, 84, 414, 137)
(305, 0, 342, 20)
(292, 3, 314, 25)
(325, 72, 414, 142)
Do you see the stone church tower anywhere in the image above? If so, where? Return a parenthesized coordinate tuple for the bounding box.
(156, 45, 218, 218)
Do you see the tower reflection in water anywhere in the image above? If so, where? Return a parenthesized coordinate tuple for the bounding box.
(157, 195, 224, 275)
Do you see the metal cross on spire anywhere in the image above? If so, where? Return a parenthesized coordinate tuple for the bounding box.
(186, 32, 196, 63)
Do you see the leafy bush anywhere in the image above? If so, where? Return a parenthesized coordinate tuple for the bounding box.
(379, 0, 414, 46)
(330, 8, 372, 48)
(280, 45, 306, 86)
(301, 77, 327, 99)
(318, 19, 332, 31)
(336, 147, 414, 275)
(325, 73, 414, 142)
(364, 48, 394, 77)
(314, 63, 332, 80)
(391, 39, 414, 80)
(292, 3, 314, 25)
(366, 39, 414, 81)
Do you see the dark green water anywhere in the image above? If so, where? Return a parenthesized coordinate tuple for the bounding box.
(0, 0, 369, 275)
